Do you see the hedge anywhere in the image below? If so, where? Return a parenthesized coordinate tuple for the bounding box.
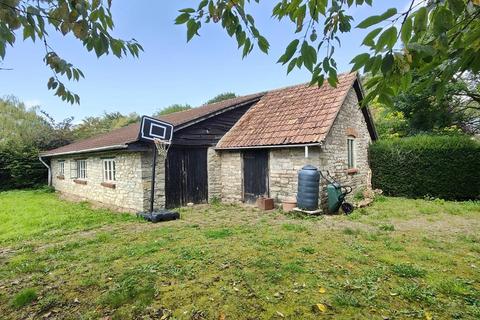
(369, 135, 480, 200)
(0, 145, 47, 190)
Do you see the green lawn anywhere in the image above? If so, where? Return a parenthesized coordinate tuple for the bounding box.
(0, 190, 479, 319)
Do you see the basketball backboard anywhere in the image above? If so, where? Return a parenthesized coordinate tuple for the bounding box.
(138, 116, 174, 143)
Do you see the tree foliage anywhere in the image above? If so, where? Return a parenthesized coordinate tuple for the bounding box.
(206, 92, 237, 104)
(72, 111, 139, 140)
(0, 96, 141, 189)
(371, 71, 480, 138)
(0, 0, 142, 104)
(177, 0, 480, 104)
(153, 104, 192, 117)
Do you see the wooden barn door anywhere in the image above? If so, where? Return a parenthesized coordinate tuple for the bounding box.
(165, 147, 208, 208)
(243, 150, 269, 203)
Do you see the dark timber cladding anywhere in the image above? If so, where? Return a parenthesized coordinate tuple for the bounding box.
(165, 102, 255, 208)
(171, 103, 252, 146)
(243, 150, 269, 203)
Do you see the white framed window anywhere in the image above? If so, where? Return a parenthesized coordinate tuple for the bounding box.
(347, 137, 356, 169)
(76, 159, 87, 179)
(102, 158, 116, 182)
(58, 160, 65, 176)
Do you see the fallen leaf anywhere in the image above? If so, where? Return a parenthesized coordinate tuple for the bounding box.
(315, 303, 327, 313)
(318, 287, 326, 294)
(218, 312, 226, 320)
(425, 311, 432, 320)
(276, 311, 285, 318)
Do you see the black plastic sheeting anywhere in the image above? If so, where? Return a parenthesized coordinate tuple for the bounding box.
(137, 210, 180, 223)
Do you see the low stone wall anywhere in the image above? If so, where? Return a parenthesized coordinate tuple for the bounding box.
(51, 151, 151, 212)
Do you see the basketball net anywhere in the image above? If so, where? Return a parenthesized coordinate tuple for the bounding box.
(153, 138, 171, 159)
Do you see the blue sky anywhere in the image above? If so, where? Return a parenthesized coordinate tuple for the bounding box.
(0, 1, 409, 122)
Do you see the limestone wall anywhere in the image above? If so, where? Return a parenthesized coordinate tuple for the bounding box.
(269, 147, 321, 203)
(51, 151, 146, 212)
(318, 87, 372, 206)
(219, 151, 243, 203)
(141, 150, 166, 211)
(207, 147, 222, 200)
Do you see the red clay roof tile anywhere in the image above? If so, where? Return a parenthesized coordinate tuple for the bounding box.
(216, 72, 358, 148)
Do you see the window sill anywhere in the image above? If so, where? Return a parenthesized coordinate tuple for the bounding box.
(73, 179, 87, 185)
(57, 175, 65, 180)
(101, 182, 116, 189)
(346, 168, 359, 175)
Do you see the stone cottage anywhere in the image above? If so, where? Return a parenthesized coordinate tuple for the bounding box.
(40, 72, 377, 212)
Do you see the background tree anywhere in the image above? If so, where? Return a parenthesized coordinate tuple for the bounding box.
(72, 111, 139, 140)
(154, 104, 192, 117)
(0, 0, 142, 103)
(370, 71, 479, 137)
(205, 92, 237, 104)
(177, 0, 480, 105)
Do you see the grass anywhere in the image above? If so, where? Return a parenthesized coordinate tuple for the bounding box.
(0, 190, 479, 319)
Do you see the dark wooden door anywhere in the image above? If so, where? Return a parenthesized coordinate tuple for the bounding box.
(243, 150, 269, 203)
(165, 147, 208, 208)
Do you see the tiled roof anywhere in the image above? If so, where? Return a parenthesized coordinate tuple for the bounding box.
(41, 93, 264, 156)
(216, 72, 359, 149)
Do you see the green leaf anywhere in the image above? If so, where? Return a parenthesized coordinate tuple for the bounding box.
(362, 27, 382, 47)
(301, 41, 316, 71)
(413, 7, 427, 34)
(401, 16, 413, 44)
(376, 27, 397, 51)
(350, 53, 370, 71)
(433, 6, 454, 35)
(179, 8, 195, 13)
(447, 0, 465, 15)
(186, 20, 200, 42)
(356, 8, 397, 29)
(278, 39, 299, 64)
(287, 58, 297, 74)
(175, 13, 190, 25)
(381, 53, 394, 75)
(406, 43, 436, 56)
(257, 36, 269, 54)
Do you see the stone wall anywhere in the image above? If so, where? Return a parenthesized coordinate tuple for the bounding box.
(269, 147, 321, 203)
(318, 87, 372, 207)
(141, 150, 166, 211)
(207, 147, 222, 201)
(219, 151, 243, 203)
(51, 151, 147, 212)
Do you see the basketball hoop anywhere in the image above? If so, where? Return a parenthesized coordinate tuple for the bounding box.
(153, 138, 171, 159)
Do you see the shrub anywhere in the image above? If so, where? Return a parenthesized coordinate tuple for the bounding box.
(369, 135, 480, 200)
(0, 144, 47, 190)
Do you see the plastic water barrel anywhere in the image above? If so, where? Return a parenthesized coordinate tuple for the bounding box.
(297, 165, 320, 210)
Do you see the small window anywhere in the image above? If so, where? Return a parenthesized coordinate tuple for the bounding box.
(58, 160, 65, 176)
(347, 138, 356, 169)
(103, 159, 116, 182)
(76, 159, 87, 179)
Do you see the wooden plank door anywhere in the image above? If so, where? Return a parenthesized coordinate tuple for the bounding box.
(165, 147, 208, 208)
(243, 150, 269, 203)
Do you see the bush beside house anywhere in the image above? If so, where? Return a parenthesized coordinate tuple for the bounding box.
(369, 135, 480, 200)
